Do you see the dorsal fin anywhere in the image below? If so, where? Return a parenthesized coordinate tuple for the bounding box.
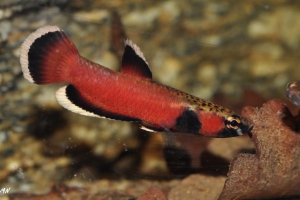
(121, 39, 152, 79)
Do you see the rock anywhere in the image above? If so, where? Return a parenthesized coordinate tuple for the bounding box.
(138, 186, 167, 200)
(73, 9, 109, 23)
(168, 174, 226, 200)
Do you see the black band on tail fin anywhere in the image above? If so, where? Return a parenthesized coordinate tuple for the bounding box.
(20, 26, 78, 84)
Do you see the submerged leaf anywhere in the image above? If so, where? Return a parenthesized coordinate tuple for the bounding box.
(219, 100, 300, 199)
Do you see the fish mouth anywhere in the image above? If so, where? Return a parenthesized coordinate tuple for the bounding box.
(247, 125, 254, 132)
(238, 116, 253, 135)
(243, 124, 254, 138)
(242, 124, 253, 134)
(236, 123, 253, 137)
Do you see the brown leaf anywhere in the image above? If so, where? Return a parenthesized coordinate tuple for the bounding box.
(219, 100, 300, 199)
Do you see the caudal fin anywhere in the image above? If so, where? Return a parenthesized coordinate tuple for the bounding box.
(20, 26, 79, 84)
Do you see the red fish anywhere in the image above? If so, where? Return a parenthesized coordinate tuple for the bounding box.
(20, 26, 252, 137)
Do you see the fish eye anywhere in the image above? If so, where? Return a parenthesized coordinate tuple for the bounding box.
(225, 115, 241, 130)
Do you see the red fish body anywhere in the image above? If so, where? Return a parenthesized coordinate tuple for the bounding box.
(20, 26, 252, 137)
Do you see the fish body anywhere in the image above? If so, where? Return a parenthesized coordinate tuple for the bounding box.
(20, 26, 252, 137)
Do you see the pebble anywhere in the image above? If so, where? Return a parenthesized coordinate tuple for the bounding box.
(199, 34, 222, 46)
(197, 63, 217, 85)
(124, 7, 159, 28)
(34, 86, 60, 107)
(193, 85, 216, 100)
(6, 160, 20, 172)
(220, 82, 238, 96)
(191, 63, 218, 99)
(251, 42, 283, 59)
(153, 56, 184, 88)
(0, 131, 8, 143)
(138, 186, 167, 200)
(124, 1, 181, 27)
(96, 51, 119, 71)
(0, 20, 11, 42)
(158, 1, 181, 24)
(73, 9, 110, 23)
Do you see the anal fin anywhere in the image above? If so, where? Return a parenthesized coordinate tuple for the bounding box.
(56, 85, 140, 122)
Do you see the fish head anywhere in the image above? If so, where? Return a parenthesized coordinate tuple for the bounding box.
(218, 114, 253, 137)
(195, 109, 252, 137)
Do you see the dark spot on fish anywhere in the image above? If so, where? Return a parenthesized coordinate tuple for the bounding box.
(175, 109, 201, 134)
(202, 103, 206, 107)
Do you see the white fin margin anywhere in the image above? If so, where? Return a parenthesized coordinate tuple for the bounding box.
(140, 126, 156, 132)
(55, 86, 100, 118)
(20, 25, 61, 83)
(124, 39, 148, 65)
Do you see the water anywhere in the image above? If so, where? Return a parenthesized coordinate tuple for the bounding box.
(1, 1, 300, 199)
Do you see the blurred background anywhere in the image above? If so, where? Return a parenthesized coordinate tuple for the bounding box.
(1, 0, 300, 198)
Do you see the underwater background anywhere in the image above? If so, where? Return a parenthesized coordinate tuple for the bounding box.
(1, 0, 300, 199)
